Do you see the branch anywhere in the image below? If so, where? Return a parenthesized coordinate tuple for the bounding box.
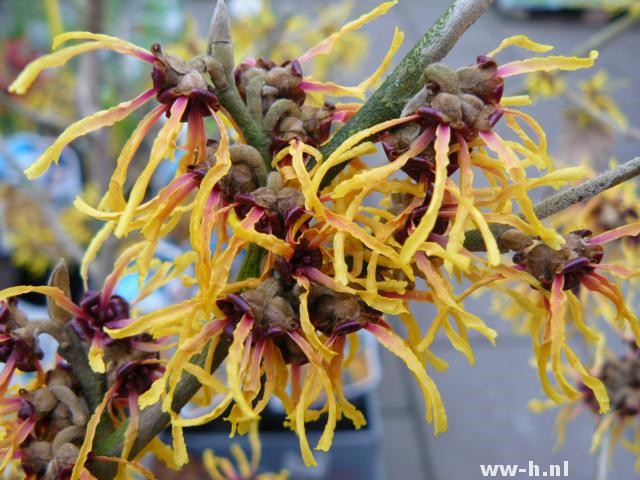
(316, 0, 494, 187)
(58, 325, 106, 411)
(595, 426, 610, 480)
(463, 156, 640, 251)
(564, 88, 640, 142)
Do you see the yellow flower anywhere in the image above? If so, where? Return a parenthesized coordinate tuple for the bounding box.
(203, 422, 288, 480)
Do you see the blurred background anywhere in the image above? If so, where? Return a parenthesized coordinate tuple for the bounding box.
(1, 0, 639, 478)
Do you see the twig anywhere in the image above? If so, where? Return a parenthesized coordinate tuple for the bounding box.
(564, 89, 640, 142)
(77, 0, 111, 191)
(316, 0, 495, 187)
(595, 427, 610, 480)
(463, 156, 640, 251)
(574, 11, 640, 59)
(58, 325, 106, 411)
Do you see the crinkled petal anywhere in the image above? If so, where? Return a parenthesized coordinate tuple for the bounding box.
(115, 96, 188, 237)
(496, 50, 598, 78)
(487, 35, 554, 57)
(358, 27, 404, 90)
(365, 322, 447, 434)
(400, 124, 450, 263)
(24, 88, 155, 179)
(298, 1, 397, 63)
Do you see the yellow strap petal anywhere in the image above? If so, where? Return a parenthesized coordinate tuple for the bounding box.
(115, 96, 187, 237)
(487, 35, 554, 57)
(400, 124, 450, 263)
(70, 384, 117, 480)
(312, 115, 417, 191)
(52, 32, 153, 61)
(497, 50, 598, 78)
(564, 345, 609, 413)
(358, 27, 404, 90)
(80, 222, 115, 287)
(103, 104, 167, 211)
(88, 339, 106, 373)
(331, 127, 433, 198)
(298, 1, 397, 63)
(44, 0, 63, 38)
(366, 323, 447, 434)
(227, 316, 259, 419)
(9, 40, 151, 95)
(24, 88, 155, 179)
(296, 277, 336, 362)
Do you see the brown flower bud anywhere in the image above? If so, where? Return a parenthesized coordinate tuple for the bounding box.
(498, 229, 534, 252)
(276, 187, 305, 217)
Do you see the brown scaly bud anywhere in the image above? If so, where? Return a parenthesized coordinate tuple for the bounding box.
(216, 143, 265, 201)
(45, 365, 76, 389)
(45, 442, 80, 480)
(456, 56, 503, 103)
(249, 186, 278, 210)
(234, 171, 306, 237)
(219, 277, 301, 341)
(47, 260, 72, 324)
(300, 104, 334, 138)
(277, 116, 307, 142)
(47, 385, 89, 427)
(512, 231, 604, 290)
(265, 65, 303, 93)
(262, 296, 298, 333)
(276, 187, 305, 218)
(150, 43, 218, 119)
(307, 284, 382, 336)
(22, 441, 53, 476)
(27, 388, 58, 417)
(498, 228, 534, 252)
(399, 58, 504, 141)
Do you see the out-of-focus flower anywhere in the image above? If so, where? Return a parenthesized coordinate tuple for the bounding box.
(8, 30, 221, 243)
(203, 422, 288, 480)
(530, 337, 640, 471)
(525, 71, 566, 98)
(0, 183, 99, 276)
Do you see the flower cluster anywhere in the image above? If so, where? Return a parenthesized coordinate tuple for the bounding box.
(2, 1, 640, 478)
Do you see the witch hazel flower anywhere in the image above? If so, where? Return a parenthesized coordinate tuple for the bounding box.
(7, 31, 224, 243)
(503, 224, 640, 410)
(378, 35, 598, 265)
